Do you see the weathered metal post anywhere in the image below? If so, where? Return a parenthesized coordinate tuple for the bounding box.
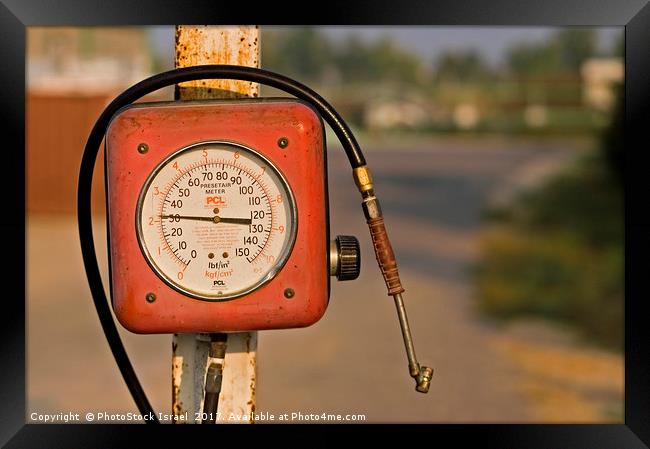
(172, 25, 260, 424)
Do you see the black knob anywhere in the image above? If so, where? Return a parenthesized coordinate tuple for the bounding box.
(335, 235, 361, 281)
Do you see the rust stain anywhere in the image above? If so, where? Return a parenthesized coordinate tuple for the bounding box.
(247, 374, 257, 423)
(175, 25, 260, 100)
(247, 333, 257, 423)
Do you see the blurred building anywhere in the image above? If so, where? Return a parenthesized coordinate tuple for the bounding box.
(28, 28, 151, 94)
(364, 99, 430, 131)
(27, 28, 160, 215)
(523, 104, 548, 128)
(453, 103, 481, 130)
(580, 58, 623, 111)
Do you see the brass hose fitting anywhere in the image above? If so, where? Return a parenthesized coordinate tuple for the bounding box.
(353, 164, 432, 393)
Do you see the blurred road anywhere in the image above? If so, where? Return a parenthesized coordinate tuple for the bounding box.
(27, 141, 622, 423)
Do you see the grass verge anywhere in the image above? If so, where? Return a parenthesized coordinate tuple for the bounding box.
(476, 151, 623, 350)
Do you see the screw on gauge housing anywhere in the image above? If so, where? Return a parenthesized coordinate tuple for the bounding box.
(277, 137, 289, 149)
(145, 292, 156, 303)
(137, 143, 149, 154)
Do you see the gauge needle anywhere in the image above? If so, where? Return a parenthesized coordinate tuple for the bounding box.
(160, 214, 252, 225)
(217, 217, 253, 225)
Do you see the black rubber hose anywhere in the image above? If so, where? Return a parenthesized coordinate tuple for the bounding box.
(78, 64, 367, 423)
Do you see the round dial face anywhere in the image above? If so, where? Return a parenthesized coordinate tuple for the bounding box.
(136, 141, 297, 301)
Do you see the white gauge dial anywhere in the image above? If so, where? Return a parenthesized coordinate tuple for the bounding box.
(137, 141, 297, 301)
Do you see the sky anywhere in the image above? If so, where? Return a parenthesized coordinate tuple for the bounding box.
(149, 26, 622, 67)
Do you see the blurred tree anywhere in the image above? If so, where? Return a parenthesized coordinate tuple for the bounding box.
(263, 29, 424, 87)
(368, 37, 422, 84)
(601, 83, 623, 184)
(332, 34, 367, 81)
(507, 41, 563, 77)
(553, 29, 597, 72)
(434, 49, 493, 83)
(613, 32, 624, 57)
(507, 29, 596, 77)
(335, 34, 422, 84)
(79, 29, 95, 59)
(262, 28, 333, 81)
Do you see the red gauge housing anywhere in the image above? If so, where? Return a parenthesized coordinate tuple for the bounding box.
(105, 99, 329, 333)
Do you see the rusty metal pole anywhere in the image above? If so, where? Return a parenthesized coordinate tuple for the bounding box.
(172, 25, 260, 424)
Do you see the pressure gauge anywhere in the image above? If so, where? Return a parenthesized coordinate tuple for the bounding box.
(107, 99, 332, 333)
(136, 140, 297, 301)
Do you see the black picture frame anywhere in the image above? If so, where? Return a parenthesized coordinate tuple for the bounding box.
(2, 0, 648, 446)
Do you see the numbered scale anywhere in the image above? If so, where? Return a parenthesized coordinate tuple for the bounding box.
(137, 141, 297, 301)
(106, 100, 360, 333)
